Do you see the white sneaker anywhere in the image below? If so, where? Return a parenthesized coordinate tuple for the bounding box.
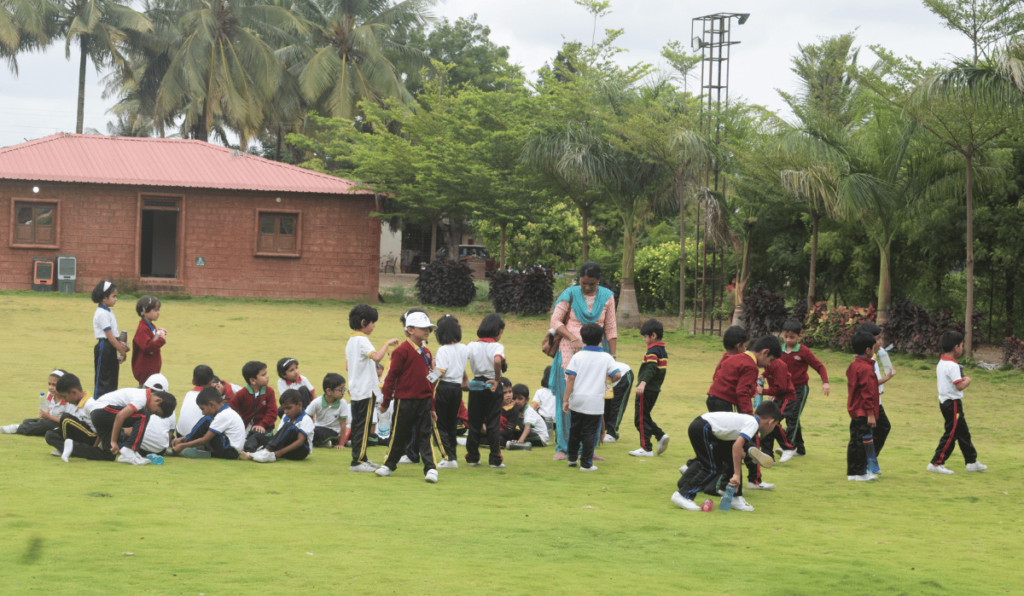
(349, 462, 376, 473)
(746, 481, 775, 491)
(50, 450, 61, 457)
(437, 460, 459, 469)
(629, 448, 654, 457)
(425, 469, 438, 483)
(679, 464, 688, 475)
(253, 449, 276, 463)
(656, 435, 670, 455)
(456, 437, 467, 446)
(61, 438, 74, 462)
(398, 455, 413, 464)
(490, 463, 506, 468)
(580, 465, 598, 472)
(1, 423, 19, 434)
(117, 448, 149, 466)
(467, 461, 482, 466)
(747, 447, 775, 469)
(374, 466, 392, 477)
(365, 461, 381, 469)
(567, 460, 578, 467)
(966, 462, 988, 472)
(731, 496, 755, 512)
(847, 474, 877, 481)
(603, 434, 616, 443)
(779, 450, 795, 463)
(671, 492, 702, 511)
(927, 463, 955, 475)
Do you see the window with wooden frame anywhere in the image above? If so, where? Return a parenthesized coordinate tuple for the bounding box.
(11, 199, 60, 248)
(256, 211, 301, 257)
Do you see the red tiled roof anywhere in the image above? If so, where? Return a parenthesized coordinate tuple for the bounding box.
(0, 133, 369, 195)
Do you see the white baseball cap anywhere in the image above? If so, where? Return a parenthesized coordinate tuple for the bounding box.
(144, 373, 170, 392)
(404, 312, 436, 329)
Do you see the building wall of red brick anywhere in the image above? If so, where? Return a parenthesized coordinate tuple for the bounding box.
(0, 180, 380, 300)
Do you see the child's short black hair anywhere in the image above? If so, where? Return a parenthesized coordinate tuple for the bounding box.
(541, 365, 551, 389)
(435, 314, 462, 344)
(851, 331, 876, 356)
(135, 295, 161, 317)
(755, 400, 783, 423)
(192, 365, 214, 387)
(349, 304, 378, 331)
(477, 313, 505, 339)
(940, 330, 965, 353)
(151, 391, 177, 418)
(242, 361, 267, 385)
(512, 384, 530, 399)
(56, 373, 82, 394)
(323, 373, 345, 393)
(91, 280, 116, 304)
(196, 386, 222, 407)
(858, 322, 883, 337)
(500, 378, 512, 389)
(279, 389, 303, 408)
(579, 261, 602, 280)
(750, 335, 782, 358)
(640, 318, 664, 339)
(580, 322, 604, 346)
(723, 326, 749, 351)
(782, 319, 803, 334)
(276, 358, 298, 378)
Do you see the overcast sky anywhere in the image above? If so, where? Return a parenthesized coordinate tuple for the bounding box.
(0, 0, 974, 149)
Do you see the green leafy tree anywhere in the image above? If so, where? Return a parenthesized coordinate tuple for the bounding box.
(400, 14, 517, 95)
(922, 0, 1024, 65)
(1, 0, 54, 73)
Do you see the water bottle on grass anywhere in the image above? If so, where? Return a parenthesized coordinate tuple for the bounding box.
(719, 484, 736, 511)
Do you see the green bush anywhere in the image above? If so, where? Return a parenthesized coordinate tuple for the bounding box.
(634, 240, 732, 314)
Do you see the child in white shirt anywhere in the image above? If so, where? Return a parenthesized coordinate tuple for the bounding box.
(433, 314, 469, 467)
(563, 323, 620, 471)
(1, 369, 69, 436)
(346, 304, 398, 472)
(465, 314, 507, 468)
(531, 365, 556, 431)
(90, 280, 129, 398)
(276, 357, 317, 408)
(306, 373, 350, 448)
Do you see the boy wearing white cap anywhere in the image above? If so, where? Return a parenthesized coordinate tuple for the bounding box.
(377, 311, 442, 483)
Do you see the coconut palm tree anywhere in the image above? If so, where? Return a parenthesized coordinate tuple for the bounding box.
(293, 0, 435, 120)
(1, 0, 54, 73)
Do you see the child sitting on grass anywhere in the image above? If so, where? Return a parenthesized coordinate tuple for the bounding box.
(44, 373, 98, 457)
(172, 387, 246, 460)
(531, 366, 556, 431)
(563, 323, 621, 472)
(241, 390, 314, 462)
(306, 373, 349, 448)
(229, 361, 278, 450)
(2, 369, 69, 436)
(927, 331, 986, 475)
(672, 402, 781, 513)
(177, 365, 220, 438)
(276, 357, 316, 409)
(847, 331, 880, 482)
(510, 384, 548, 447)
(131, 296, 166, 387)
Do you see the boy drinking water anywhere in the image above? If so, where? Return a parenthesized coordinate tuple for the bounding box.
(927, 331, 986, 475)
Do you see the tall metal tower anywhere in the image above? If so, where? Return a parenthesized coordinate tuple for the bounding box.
(690, 12, 748, 335)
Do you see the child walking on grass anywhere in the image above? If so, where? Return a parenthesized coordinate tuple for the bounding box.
(131, 296, 166, 387)
(779, 319, 829, 457)
(858, 323, 896, 457)
(630, 319, 668, 457)
(927, 331, 986, 475)
(847, 331, 880, 481)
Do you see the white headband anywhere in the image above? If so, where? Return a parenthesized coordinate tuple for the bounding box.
(103, 281, 111, 291)
(283, 358, 296, 368)
(51, 370, 64, 377)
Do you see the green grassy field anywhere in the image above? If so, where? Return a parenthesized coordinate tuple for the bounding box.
(1, 291, 1023, 595)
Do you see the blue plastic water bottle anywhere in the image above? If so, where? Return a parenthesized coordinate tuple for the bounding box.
(864, 431, 880, 474)
(468, 379, 487, 391)
(719, 484, 736, 511)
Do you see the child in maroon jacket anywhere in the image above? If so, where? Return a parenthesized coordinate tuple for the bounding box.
(131, 296, 166, 387)
(758, 358, 798, 469)
(846, 331, 880, 481)
(229, 361, 278, 449)
(779, 319, 830, 456)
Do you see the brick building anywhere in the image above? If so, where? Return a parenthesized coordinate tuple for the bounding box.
(0, 134, 379, 299)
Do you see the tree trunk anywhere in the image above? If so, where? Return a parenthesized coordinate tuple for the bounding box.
(429, 217, 438, 264)
(876, 237, 892, 326)
(679, 193, 686, 320)
(499, 222, 507, 270)
(964, 152, 975, 353)
(275, 126, 283, 162)
(617, 223, 641, 327)
(1005, 268, 1015, 339)
(76, 36, 88, 134)
(808, 212, 820, 305)
(731, 236, 752, 327)
(580, 205, 590, 263)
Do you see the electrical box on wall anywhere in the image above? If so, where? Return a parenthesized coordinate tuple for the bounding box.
(56, 254, 76, 293)
(32, 258, 54, 292)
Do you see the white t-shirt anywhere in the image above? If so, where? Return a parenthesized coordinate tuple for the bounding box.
(210, 405, 246, 450)
(176, 389, 203, 437)
(140, 412, 176, 453)
(435, 343, 469, 383)
(278, 375, 316, 398)
(69, 396, 98, 431)
(523, 406, 549, 444)
(701, 412, 760, 442)
(613, 362, 632, 387)
(283, 412, 316, 453)
(94, 387, 148, 412)
(93, 305, 119, 340)
(564, 348, 620, 415)
(305, 396, 349, 433)
(531, 388, 556, 419)
(347, 334, 378, 401)
(467, 340, 505, 379)
(937, 357, 964, 403)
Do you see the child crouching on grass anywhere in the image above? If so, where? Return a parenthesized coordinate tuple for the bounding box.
(60, 382, 176, 465)
(240, 390, 314, 463)
(2, 369, 69, 436)
(306, 373, 349, 448)
(563, 323, 621, 472)
(172, 387, 246, 460)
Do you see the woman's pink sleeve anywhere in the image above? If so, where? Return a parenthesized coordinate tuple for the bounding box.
(550, 300, 571, 328)
(603, 298, 618, 339)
